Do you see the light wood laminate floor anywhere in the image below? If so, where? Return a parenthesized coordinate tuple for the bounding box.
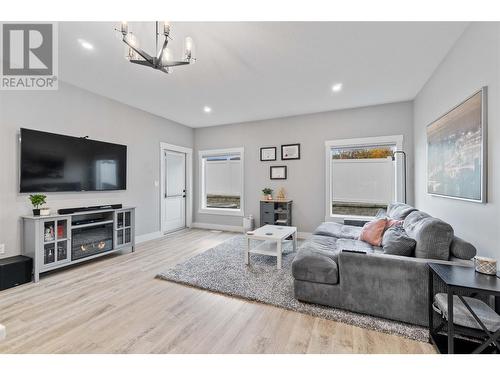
(0, 229, 435, 354)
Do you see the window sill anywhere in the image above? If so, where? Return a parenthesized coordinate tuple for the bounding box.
(199, 208, 244, 217)
(325, 214, 376, 223)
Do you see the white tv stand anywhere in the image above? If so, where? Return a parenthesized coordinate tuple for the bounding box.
(22, 207, 135, 282)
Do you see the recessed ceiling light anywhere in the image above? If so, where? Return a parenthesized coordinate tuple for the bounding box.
(332, 83, 343, 93)
(203, 106, 212, 113)
(78, 38, 94, 50)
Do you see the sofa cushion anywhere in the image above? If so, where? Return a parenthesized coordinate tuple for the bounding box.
(382, 225, 416, 257)
(403, 211, 453, 260)
(434, 293, 500, 332)
(387, 202, 418, 220)
(292, 235, 340, 285)
(450, 236, 477, 260)
(359, 218, 387, 246)
(313, 222, 362, 240)
(337, 238, 376, 253)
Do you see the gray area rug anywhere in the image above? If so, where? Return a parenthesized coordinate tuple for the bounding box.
(156, 235, 428, 342)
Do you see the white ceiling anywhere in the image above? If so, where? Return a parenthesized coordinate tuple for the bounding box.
(59, 22, 468, 128)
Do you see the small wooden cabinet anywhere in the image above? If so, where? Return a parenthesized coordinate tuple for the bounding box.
(260, 200, 293, 226)
(23, 207, 135, 282)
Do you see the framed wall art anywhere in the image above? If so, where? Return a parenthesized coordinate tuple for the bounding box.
(270, 166, 287, 180)
(427, 87, 487, 203)
(260, 147, 277, 161)
(281, 143, 300, 160)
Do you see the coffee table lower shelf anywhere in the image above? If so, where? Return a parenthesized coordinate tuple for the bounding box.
(247, 240, 293, 257)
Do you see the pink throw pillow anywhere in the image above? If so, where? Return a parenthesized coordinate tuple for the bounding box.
(359, 218, 387, 246)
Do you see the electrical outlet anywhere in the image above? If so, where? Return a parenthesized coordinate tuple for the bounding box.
(0, 244, 5, 254)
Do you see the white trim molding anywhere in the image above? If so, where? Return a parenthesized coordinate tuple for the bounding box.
(136, 227, 308, 242)
(324, 135, 404, 222)
(192, 222, 244, 233)
(135, 231, 163, 244)
(198, 147, 245, 217)
(160, 142, 193, 234)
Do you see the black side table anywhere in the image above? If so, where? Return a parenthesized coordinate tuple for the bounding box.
(428, 263, 500, 354)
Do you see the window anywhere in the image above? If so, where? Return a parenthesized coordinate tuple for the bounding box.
(325, 136, 403, 220)
(199, 148, 244, 216)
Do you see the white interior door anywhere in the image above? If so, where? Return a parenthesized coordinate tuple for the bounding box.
(163, 150, 186, 233)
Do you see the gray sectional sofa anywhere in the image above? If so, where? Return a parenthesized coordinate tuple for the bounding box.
(291, 203, 477, 326)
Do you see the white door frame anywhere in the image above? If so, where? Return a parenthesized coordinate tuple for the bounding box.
(160, 142, 193, 233)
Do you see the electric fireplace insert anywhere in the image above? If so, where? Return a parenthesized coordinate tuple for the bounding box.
(72, 223, 113, 261)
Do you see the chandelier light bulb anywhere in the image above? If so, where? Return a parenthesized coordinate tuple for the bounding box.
(184, 36, 194, 62)
(185, 37, 193, 51)
(126, 47, 139, 61)
(121, 21, 128, 35)
(163, 21, 171, 36)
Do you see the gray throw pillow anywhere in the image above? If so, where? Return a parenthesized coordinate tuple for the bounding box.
(382, 225, 416, 257)
(403, 211, 453, 260)
(450, 236, 477, 260)
(387, 202, 418, 220)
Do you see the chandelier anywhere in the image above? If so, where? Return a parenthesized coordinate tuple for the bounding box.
(117, 21, 195, 74)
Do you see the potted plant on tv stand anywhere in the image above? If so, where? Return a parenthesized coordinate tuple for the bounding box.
(262, 188, 273, 201)
(29, 194, 47, 216)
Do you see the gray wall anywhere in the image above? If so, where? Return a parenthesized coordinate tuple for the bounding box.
(414, 22, 500, 258)
(0, 82, 193, 259)
(193, 101, 414, 233)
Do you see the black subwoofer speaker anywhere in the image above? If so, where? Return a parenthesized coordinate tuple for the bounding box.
(0, 256, 32, 290)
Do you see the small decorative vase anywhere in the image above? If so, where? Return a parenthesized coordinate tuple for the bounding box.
(32, 208, 40, 216)
(473, 256, 497, 275)
(40, 207, 51, 216)
(267, 194, 273, 200)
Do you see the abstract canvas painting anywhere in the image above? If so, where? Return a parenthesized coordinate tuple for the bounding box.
(427, 88, 487, 202)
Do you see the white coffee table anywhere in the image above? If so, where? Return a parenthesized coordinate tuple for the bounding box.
(245, 225, 297, 269)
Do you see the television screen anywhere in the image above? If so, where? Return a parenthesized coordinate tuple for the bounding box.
(20, 128, 127, 192)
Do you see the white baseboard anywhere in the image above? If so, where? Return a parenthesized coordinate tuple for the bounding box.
(191, 222, 244, 233)
(136, 231, 163, 244)
(135, 228, 311, 243)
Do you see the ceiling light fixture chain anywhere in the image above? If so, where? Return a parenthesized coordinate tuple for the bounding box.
(116, 21, 196, 74)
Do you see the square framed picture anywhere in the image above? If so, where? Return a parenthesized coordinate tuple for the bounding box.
(270, 166, 287, 180)
(260, 147, 277, 161)
(281, 143, 300, 160)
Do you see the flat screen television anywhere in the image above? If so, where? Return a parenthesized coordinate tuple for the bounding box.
(20, 128, 127, 193)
